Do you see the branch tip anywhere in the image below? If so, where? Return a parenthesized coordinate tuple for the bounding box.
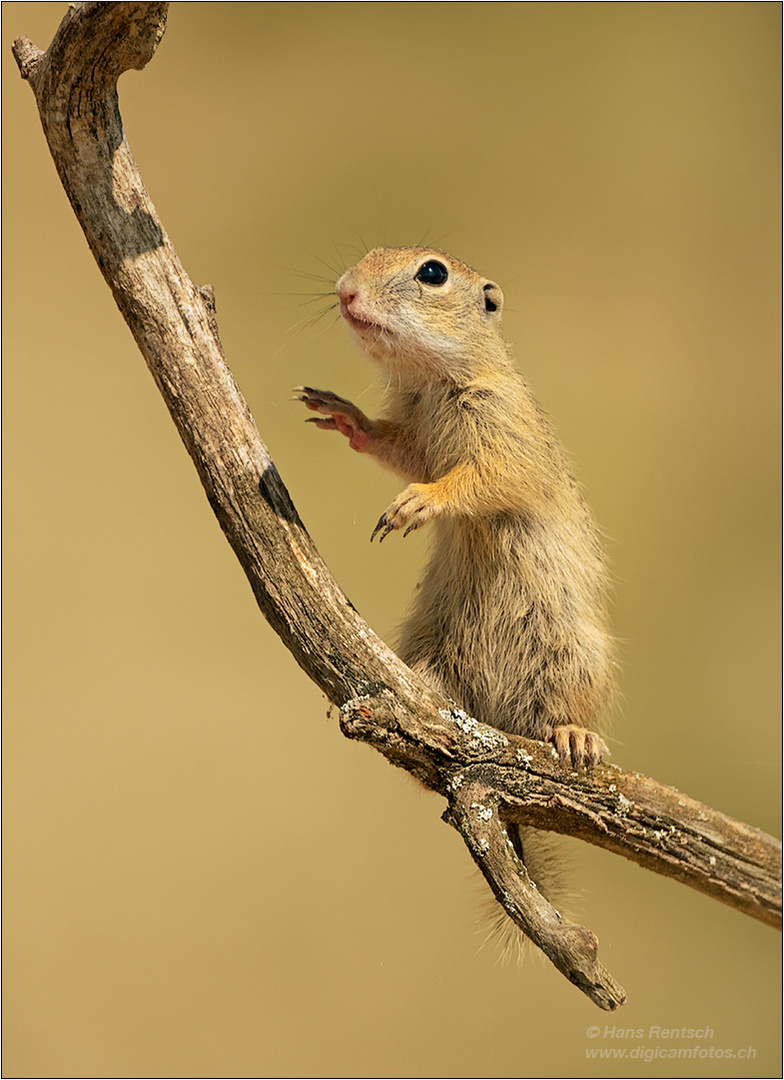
(12, 36, 43, 81)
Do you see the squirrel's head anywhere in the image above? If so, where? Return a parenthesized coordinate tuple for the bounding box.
(336, 247, 507, 381)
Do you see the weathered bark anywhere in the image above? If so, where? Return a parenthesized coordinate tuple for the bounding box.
(13, 2, 781, 1013)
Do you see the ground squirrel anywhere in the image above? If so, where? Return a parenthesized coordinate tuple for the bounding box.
(295, 246, 614, 936)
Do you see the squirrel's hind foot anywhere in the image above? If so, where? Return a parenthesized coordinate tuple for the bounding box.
(545, 724, 608, 768)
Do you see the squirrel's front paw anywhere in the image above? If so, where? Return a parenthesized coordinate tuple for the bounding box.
(372, 484, 438, 542)
(293, 387, 373, 452)
(545, 724, 609, 768)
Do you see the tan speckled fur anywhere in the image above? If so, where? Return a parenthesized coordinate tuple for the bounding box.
(299, 247, 615, 953)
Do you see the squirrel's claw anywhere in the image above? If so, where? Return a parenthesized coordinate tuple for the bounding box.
(372, 485, 436, 542)
(371, 514, 393, 542)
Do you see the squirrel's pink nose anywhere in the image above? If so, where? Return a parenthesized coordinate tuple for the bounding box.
(335, 272, 358, 306)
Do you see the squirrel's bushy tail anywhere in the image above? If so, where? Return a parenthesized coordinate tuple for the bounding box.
(480, 826, 579, 963)
(405, 657, 585, 961)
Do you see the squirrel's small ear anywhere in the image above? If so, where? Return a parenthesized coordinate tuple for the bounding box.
(482, 281, 504, 316)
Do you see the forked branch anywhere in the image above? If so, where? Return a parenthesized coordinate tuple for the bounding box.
(13, 2, 780, 1012)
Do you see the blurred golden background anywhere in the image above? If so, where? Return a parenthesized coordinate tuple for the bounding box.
(3, 2, 780, 1077)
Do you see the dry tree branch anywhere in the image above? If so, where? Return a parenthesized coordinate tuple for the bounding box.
(13, 2, 780, 1013)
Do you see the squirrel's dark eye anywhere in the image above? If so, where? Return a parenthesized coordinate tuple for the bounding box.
(415, 260, 449, 286)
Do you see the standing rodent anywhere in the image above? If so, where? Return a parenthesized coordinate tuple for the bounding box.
(295, 246, 614, 936)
